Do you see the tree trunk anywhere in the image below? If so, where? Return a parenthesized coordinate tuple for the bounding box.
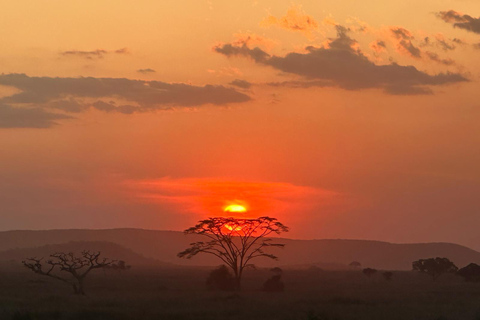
(73, 279, 86, 295)
(234, 275, 241, 291)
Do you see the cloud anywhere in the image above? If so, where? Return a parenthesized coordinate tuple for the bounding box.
(422, 35, 457, 51)
(60, 48, 129, 59)
(0, 104, 72, 128)
(268, 80, 332, 88)
(370, 40, 387, 54)
(0, 73, 250, 108)
(424, 51, 455, 66)
(0, 74, 251, 127)
(214, 26, 467, 95)
(114, 48, 129, 54)
(435, 36, 457, 51)
(214, 43, 270, 62)
(437, 10, 480, 34)
(390, 28, 457, 65)
(137, 68, 156, 74)
(390, 27, 422, 58)
(229, 79, 252, 89)
(261, 6, 318, 36)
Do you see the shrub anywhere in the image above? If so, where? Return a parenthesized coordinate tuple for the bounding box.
(383, 271, 393, 281)
(262, 274, 284, 292)
(362, 268, 377, 277)
(457, 263, 480, 282)
(206, 265, 235, 291)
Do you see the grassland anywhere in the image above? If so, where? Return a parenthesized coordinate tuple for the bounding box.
(1, 265, 480, 320)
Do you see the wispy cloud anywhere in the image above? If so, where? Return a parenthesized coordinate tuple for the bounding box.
(260, 5, 319, 37)
(60, 48, 129, 59)
(137, 68, 156, 74)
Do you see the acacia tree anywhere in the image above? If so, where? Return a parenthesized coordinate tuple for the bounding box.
(178, 216, 288, 290)
(412, 257, 458, 280)
(23, 251, 115, 295)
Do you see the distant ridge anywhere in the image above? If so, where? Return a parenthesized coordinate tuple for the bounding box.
(0, 229, 478, 270)
(0, 240, 166, 267)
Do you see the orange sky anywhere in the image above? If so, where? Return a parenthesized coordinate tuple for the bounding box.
(0, 0, 479, 249)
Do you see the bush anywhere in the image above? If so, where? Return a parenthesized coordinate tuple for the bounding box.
(262, 275, 284, 292)
(362, 268, 377, 277)
(457, 263, 480, 282)
(206, 265, 235, 291)
(383, 271, 393, 281)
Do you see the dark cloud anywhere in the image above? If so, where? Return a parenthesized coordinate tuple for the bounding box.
(0, 74, 250, 108)
(0, 104, 72, 128)
(137, 68, 156, 74)
(425, 51, 455, 66)
(215, 26, 467, 95)
(438, 10, 480, 34)
(390, 27, 422, 58)
(0, 74, 251, 128)
(61, 48, 129, 59)
(422, 36, 457, 51)
(436, 38, 456, 51)
(214, 43, 269, 62)
(229, 79, 252, 89)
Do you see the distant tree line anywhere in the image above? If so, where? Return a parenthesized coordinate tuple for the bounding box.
(353, 257, 480, 282)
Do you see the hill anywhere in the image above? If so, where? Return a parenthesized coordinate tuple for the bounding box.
(0, 229, 478, 270)
(0, 240, 165, 268)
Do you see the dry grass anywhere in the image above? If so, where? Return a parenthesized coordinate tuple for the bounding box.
(1, 265, 480, 320)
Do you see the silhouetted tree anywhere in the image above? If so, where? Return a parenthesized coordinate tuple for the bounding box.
(262, 274, 284, 292)
(206, 265, 236, 291)
(412, 257, 458, 280)
(457, 263, 480, 282)
(23, 251, 115, 295)
(383, 271, 393, 281)
(362, 268, 377, 277)
(178, 216, 288, 291)
(349, 261, 361, 269)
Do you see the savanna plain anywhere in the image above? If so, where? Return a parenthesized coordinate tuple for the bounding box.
(2, 266, 480, 320)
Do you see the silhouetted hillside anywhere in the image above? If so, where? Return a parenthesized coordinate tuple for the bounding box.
(0, 229, 478, 270)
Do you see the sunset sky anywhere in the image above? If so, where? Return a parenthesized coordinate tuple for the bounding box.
(1, 0, 479, 249)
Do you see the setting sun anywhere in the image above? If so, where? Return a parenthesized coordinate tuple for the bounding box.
(224, 204, 247, 213)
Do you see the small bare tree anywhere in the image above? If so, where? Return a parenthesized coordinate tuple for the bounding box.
(23, 251, 115, 295)
(178, 216, 288, 291)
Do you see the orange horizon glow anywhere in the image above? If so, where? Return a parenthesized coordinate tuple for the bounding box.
(128, 178, 339, 225)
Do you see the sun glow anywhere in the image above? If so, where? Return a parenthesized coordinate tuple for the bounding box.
(224, 223, 243, 231)
(224, 204, 247, 213)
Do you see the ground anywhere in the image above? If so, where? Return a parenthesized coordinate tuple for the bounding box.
(1, 265, 480, 320)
